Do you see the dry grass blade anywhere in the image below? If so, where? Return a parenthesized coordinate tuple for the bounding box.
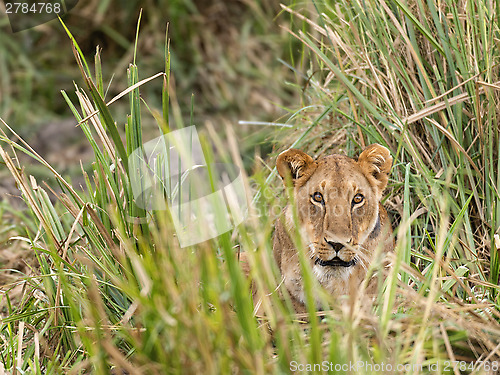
(440, 323, 460, 375)
(76, 90, 117, 162)
(0, 118, 85, 206)
(401, 85, 493, 125)
(0, 146, 62, 249)
(15, 321, 24, 375)
(476, 81, 500, 91)
(75, 72, 165, 127)
(424, 72, 483, 103)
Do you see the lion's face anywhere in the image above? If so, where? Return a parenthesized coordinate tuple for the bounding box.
(276, 144, 392, 280)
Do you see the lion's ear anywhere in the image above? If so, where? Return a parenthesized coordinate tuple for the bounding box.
(276, 149, 317, 186)
(358, 144, 392, 197)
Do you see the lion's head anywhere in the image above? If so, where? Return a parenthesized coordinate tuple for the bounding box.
(275, 144, 393, 283)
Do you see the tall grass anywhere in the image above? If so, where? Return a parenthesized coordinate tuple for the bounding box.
(0, 0, 500, 374)
(282, 0, 500, 291)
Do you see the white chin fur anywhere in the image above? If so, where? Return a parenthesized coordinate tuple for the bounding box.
(313, 264, 352, 283)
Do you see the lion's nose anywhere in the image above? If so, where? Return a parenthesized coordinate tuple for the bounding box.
(324, 238, 350, 255)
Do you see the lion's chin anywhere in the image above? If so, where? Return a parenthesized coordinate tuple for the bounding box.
(312, 262, 353, 282)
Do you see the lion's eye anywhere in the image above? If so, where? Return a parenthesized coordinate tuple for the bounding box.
(352, 193, 364, 204)
(312, 192, 324, 203)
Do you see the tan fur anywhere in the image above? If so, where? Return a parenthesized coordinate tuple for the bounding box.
(273, 144, 394, 313)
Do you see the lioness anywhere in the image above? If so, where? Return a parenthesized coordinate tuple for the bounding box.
(273, 144, 394, 312)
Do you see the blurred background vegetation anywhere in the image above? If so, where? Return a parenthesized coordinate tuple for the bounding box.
(0, 0, 303, 166)
(0, 0, 303, 320)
